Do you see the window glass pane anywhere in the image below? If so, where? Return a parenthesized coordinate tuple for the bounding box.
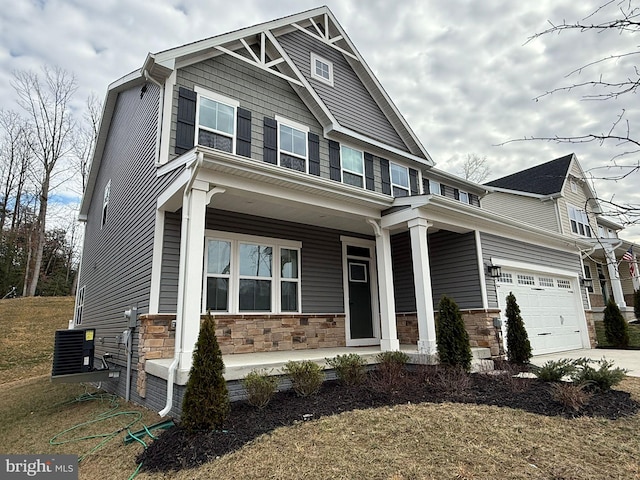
(281, 249, 298, 279)
(393, 186, 409, 197)
(281, 154, 306, 172)
(239, 244, 272, 277)
(292, 129, 306, 156)
(207, 240, 231, 274)
(198, 130, 232, 153)
(341, 146, 363, 173)
(206, 277, 229, 311)
(347, 246, 370, 257)
(199, 97, 234, 135)
(343, 171, 363, 187)
(239, 279, 271, 311)
(459, 191, 469, 203)
(315, 59, 329, 79)
(281, 281, 298, 312)
(390, 163, 409, 188)
(429, 180, 441, 195)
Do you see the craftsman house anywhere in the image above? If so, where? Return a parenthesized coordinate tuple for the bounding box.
(484, 153, 640, 322)
(74, 7, 597, 416)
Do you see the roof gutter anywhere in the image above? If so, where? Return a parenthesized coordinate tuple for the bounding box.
(159, 152, 203, 417)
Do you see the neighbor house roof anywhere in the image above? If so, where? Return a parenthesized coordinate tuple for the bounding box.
(485, 154, 574, 196)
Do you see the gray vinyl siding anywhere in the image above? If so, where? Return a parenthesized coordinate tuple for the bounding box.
(203, 209, 372, 313)
(480, 232, 587, 309)
(482, 192, 560, 232)
(77, 83, 182, 370)
(277, 29, 408, 153)
(171, 55, 329, 174)
(158, 211, 181, 313)
(391, 231, 483, 311)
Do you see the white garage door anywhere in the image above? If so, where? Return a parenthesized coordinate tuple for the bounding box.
(496, 270, 585, 355)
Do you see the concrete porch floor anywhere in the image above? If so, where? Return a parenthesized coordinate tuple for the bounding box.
(145, 345, 493, 383)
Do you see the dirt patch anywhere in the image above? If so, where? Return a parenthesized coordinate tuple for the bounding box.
(138, 367, 639, 473)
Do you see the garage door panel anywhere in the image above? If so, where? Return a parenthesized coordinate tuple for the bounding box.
(496, 269, 584, 355)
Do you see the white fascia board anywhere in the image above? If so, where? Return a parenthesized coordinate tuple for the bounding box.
(485, 186, 560, 200)
(152, 6, 330, 66)
(426, 167, 490, 196)
(489, 257, 580, 278)
(328, 125, 432, 167)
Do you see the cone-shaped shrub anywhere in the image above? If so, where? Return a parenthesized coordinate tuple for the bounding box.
(181, 312, 229, 432)
(436, 295, 472, 372)
(633, 289, 640, 322)
(505, 292, 532, 364)
(603, 298, 630, 348)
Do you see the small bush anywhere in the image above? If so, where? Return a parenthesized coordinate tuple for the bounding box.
(242, 370, 278, 409)
(571, 357, 627, 391)
(326, 353, 367, 385)
(505, 292, 532, 365)
(283, 360, 324, 397)
(550, 382, 592, 411)
(181, 313, 229, 432)
(436, 296, 472, 372)
(373, 351, 409, 391)
(531, 359, 578, 382)
(634, 289, 640, 322)
(433, 365, 471, 395)
(603, 298, 630, 348)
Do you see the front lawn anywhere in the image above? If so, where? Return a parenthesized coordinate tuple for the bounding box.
(595, 320, 640, 349)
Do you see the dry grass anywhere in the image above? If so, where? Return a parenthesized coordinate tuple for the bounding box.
(0, 296, 75, 383)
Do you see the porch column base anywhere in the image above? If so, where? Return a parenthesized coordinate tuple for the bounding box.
(380, 338, 400, 351)
(417, 339, 437, 356)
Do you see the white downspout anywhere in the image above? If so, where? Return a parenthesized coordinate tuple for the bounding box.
(159, 152, 203, 417)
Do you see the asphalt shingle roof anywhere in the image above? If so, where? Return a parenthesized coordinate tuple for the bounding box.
(485, 154, 573, 195)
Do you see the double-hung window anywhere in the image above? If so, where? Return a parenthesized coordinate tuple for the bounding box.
(204, 232, 302, 313)
(101, 180, 110, 228)
(276, 116, 308, 173)
(567, 204, 592, 237)
(195, 86, 238, 154)
(390, 163, 410, 197)
(428, 179, 442, 195)
(458, 190, 469, 204)
(341, 145, 364, 187)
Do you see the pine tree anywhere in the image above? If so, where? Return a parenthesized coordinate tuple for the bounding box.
(505, 292, 532, 364)
(603, 298, 630, 348)
(181, 313, 229, 432)
(436, 295, 472, 371)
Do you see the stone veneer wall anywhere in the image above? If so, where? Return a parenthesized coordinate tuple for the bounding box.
(396, 309, 503, 357)
(212, 314, 346, 355)
(137, 314, 176, 398)
(584, 311, 598, 348)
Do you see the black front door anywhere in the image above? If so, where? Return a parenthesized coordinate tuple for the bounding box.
(348, 260, 374, 339)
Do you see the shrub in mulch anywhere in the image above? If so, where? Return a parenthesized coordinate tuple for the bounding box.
(138, 368, 639, 473)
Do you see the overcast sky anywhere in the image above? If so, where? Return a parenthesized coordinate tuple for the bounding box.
(1, 0, 639, 242)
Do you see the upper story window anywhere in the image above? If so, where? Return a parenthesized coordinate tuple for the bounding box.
(195, 86, 238, 154)
(567, 204, 592, 237)
(428, 179, 442, 195)
(598, 226, 618, 239)
(276, 116, 308, 173)
(570, 180, 578, 193)
(310, 53, 334, 86)
(458, 190, 470, 204)
(341, 146, 364, 187)
(74, 285, 85, 325)
(390, 163, 410, 197)
(101, 180, 110, 228)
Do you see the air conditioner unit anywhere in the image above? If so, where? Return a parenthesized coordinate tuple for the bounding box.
(51, 328, 95, 376)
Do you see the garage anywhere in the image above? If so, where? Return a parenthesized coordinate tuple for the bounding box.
(495, 268, 586, 355)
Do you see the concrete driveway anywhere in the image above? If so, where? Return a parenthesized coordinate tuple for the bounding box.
(532, 349, 640, 377)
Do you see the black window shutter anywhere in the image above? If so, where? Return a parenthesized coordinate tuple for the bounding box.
(329, 140, 341, 181)
(422, 178, 429, 194)
(364, 153, 375, 191)
(454, 188, 460, 200)
(308, 133, 320, 176)
(236, 108, 252, 158)
(380, 158, 391, 195)
(176, 87, 197, 154)
(470, 194, 480, 207)
(263, 117, 277, 165)
(409, 168, 419, 195)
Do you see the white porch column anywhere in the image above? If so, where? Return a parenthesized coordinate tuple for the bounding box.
(603, 244, 627, 308)
(408, 218, 437, 355)
(367, 219, 399, 351)
(178, 179, 210, 371)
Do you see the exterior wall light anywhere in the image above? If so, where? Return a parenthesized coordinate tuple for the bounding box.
(488, 264, 502, 278)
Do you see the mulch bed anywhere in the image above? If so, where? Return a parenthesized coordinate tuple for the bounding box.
(138, 367, 639, 473)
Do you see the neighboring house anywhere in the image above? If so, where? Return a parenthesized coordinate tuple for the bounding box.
(74, 8, 597, 416)
(484, 153, 640, 321)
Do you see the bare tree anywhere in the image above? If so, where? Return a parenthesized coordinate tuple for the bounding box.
(505, 1, 640, 225)
(459, 153, 491, 183)
(11, 66, 77, 296)
(73, 92, 102, 193)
